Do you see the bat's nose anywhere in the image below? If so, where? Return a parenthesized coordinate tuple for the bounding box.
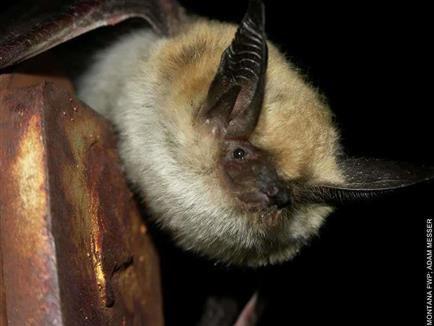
(262, 185, 291, 208)
(237, 185, 291, 211)
(263, 185, 279, 197)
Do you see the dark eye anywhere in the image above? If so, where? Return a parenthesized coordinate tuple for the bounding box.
(233, 148, 246, 160)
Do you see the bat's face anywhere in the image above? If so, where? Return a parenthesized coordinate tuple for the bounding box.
(217, 139, 291, 213)
(186, 117, 340, 266)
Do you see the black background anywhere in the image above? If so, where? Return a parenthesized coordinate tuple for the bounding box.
(2, 1, 433, 325)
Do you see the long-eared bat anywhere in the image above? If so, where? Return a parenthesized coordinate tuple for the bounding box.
(1, 0, 433, 267)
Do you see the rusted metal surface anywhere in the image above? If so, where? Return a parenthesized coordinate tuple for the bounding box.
(0, 72, 163, 325)
(0, 238, 6, 326)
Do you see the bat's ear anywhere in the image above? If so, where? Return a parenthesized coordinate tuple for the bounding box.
(197, 0, 268, 139)
(301, 158, 434, 205)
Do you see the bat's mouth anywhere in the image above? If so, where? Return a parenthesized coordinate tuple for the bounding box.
(235, 194, 289, 228)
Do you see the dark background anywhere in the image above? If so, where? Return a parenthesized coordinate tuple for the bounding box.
(2, 1, 433, 325)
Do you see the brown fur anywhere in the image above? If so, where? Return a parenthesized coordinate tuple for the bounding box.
(78, 18, 344, 266)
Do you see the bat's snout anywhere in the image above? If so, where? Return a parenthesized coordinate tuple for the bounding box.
(265, 185, 292, 209)
(234, 169, 292, 212)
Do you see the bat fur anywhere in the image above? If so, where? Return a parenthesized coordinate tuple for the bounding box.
(77, 17, 343, 267)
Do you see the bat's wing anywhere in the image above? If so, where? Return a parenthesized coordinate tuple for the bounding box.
(0, 0, 182, 69)
(302, 158, 434, 204)
(331, 158, 434, 191)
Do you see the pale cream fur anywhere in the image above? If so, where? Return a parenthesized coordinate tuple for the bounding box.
(77, 19, 343, 266)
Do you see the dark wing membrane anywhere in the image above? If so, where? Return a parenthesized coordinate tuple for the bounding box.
(332, 158, 434, 191)
(301, 158, 434, 204)
(0, 0, 182, 69)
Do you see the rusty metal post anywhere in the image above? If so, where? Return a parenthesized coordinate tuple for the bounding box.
(0, 72, 163, 325)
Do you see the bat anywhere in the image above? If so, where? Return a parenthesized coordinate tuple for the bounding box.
(1, 0, 433, 268)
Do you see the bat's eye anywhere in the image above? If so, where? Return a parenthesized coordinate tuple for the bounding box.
(233, 148, 246, 160)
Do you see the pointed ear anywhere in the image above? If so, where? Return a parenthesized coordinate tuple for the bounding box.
(301, 158, 434, 204)
(197, 0, 268, 139)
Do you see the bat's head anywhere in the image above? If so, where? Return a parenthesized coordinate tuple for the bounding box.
(193, 0, 333, 215)
(122, 0, 434, 266)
